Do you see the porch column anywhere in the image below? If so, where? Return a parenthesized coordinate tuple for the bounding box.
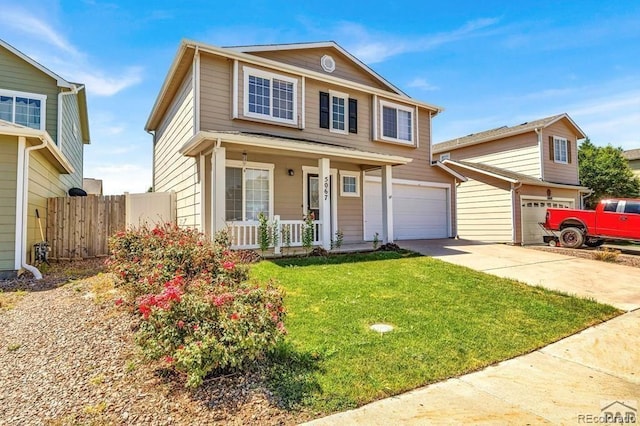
(318, 157, 331, 250)
(381, 164, 394, 243)
(211, 146, 226, 234)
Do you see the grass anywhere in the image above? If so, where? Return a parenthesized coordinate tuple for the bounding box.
(0, 290, 27, 311)
(251, 250, 620, 413)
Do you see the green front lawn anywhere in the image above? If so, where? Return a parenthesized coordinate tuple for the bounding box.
(251, 251, 619, 413)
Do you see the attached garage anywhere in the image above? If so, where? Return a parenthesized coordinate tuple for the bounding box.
(364, 177, 450, 240)
(520, 197, 574, 245)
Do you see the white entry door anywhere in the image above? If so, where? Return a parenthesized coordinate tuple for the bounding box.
(364, 179, 449, 240)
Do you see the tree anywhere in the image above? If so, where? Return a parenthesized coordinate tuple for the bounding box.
(578, 138, 640, 209)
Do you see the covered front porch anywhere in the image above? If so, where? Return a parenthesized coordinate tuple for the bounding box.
(180, 131, 413, 251)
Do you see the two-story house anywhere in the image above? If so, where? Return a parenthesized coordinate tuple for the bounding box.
(145, 40, 461, 250)
(432, 113, 589, 245)
(623, 149, 640, 178)
(0, 39, 90, 278)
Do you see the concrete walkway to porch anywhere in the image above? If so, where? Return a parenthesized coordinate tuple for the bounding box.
(306, 239, 640, 425)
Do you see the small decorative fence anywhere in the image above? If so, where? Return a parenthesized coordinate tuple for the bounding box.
(227, 215, 321, 253)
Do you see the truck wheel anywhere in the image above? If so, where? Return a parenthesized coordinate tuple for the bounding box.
(585, 238, 604, 247)
(560, 227, 585, 248)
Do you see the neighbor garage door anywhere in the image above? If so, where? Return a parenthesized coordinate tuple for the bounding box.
(364, 179, 449, 240)
(521, 198, 574, 245)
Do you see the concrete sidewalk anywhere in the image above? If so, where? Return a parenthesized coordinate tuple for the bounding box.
(306, 240, 640, 425)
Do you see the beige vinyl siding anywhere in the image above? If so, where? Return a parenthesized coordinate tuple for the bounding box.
(514, 185, 580, 244)
(542, 121, 580, 185)
(464, 145, 540, 178)
(0, 137, 18, 271)
(26, 148, 67, 262)
(248, 47, 392, 91)
(58, 91, 83, 188)
(154, 67, 199, 229)
(629, 159, 640, 178)
(0, 45, 59, 143)
(457, 176, 513, 243)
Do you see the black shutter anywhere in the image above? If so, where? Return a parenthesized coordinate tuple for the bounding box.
(567, 140, 572, 163)
(348, 98, 358, 134)
(319, 92, 329, 129)
(549, 136, 554, 161)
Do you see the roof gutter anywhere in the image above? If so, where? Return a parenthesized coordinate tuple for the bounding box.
(57, 84, 84, 152)
(15, 136, 49, 279)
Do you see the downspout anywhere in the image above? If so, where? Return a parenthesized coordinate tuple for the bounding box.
(18, 137, 49, 279)
(535, 128, 544, 181)
(57, 84, 83, 151)
(146, 130, 156, 191)
(511, 181, 523, 245)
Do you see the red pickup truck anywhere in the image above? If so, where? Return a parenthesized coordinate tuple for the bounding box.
(544, 198, 640, 248)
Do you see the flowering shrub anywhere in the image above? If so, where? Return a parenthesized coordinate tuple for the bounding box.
(107, 223, 286, 387)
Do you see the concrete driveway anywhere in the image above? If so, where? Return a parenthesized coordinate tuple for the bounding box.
(401, 239, 640, 312)
(306, 240, 640, 425)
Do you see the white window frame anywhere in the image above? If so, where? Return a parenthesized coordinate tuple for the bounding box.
(553, 136, 568, 164)
(439, 153, 450, 161)
(339, 170, 360, 197)
(379, 99, 415, 145)
(0, 89, 46, 131)
(243, 66, 298, 126)
(225, 160, 275, 221)
(329, 90, 348, 135)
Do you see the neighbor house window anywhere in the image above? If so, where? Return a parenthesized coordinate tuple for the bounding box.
(439, 153, 450, 161)
(225, 161, 274, 221)
(549, 136, 572, 164)
(244, 66, 297, 125)
(380, 100, 414, 144)
(0, 89, 46, 130)
(339, 170, 360, 197)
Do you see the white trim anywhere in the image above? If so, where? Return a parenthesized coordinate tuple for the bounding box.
(432, 161, 467, 182)
(199, 154, 206, 232)
(232, 60, 239, 119)
(442, 159, 519, 184)
(378, 99, 416, 145)
(372, 94, 378, 140)
(302, 166, 338, 238)
(0, 89, 47, 131)
(301, 76, 306, 129)
(225, 159, 275, 221)
(329, 90, 348, 135)
(193, 47, 201, 133)
(14, 137, 26, 270)
(242, 66, 298, 126)
(553, 136, 568, 164)
(339, 170, 361, 197)
(415, 107, 420, 148)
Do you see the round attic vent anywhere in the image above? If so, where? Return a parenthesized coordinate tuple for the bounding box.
(321, 54, 336, 73)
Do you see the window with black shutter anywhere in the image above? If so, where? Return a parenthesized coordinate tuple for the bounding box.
(319, 92, 329, 129)
(348, 98, 357, 134)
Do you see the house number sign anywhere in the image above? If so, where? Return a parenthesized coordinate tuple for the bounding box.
(324, 176, 330, 200)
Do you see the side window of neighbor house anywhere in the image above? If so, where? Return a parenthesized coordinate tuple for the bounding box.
(320, 91, 357, 134)
(549, 136, 572, 164)
(0, 90, 46, 130)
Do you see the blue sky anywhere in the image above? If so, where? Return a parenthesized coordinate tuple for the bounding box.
(1, 0, 639, 194)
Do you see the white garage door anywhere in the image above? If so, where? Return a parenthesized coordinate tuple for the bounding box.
(521, 198, 574, 245)
(364, 180, 449, 240)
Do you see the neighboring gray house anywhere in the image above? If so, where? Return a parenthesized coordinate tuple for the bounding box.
(0, 39, 90, 278)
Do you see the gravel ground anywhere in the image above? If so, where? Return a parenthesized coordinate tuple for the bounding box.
(0, 261, 311, 425)
(527, 245, 640, 268)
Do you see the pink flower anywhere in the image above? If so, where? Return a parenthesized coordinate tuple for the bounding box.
(177, 320, 185, 329)
(222, 261, 235, 271)
(193, 324, 199, 331)
(138, 304, 151, 319)
(114, 298, 123, 306)
(165, 356, 174, 364)
(230, 313, 240, 321)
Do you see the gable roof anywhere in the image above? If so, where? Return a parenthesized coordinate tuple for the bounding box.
(0, 39, 73, 88)
(623, 148, 640, 161)
(433, 113, 586, 154)
(225, 41, 405, 96)
(145, 39, 444, 131)
(443, 159, 589, 190)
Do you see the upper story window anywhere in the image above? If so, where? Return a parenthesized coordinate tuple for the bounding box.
(380, 100, 414, 145)
(320, 91, 357, 134)
(0, 89, 46, 131)
(550, 136, 571, 164)
(243, 66, 297, 125)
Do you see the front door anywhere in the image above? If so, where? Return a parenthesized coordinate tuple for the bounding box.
(307, 174, 333, 233)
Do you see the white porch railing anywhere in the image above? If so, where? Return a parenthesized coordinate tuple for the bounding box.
(227, 215, 322, 252)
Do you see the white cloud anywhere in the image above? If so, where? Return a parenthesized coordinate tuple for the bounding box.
(341, 17, 501, 63)
(0, 7, 142, 97)
(407, 78, 439, 91)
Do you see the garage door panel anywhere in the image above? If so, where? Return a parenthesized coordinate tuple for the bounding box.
(521, 198, 574, 245)
(364, 181, 448, 240)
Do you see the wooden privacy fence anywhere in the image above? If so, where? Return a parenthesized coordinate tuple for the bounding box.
(47, 195, 126, 260)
